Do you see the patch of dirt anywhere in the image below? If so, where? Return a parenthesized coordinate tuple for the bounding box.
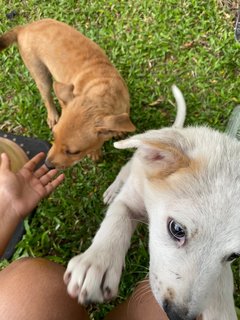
(217, 0, 239, 10)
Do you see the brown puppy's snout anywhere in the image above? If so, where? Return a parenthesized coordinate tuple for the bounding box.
(45, 158, 55, 170)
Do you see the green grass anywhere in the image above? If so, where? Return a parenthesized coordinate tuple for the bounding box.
(0, 0, 240, 318)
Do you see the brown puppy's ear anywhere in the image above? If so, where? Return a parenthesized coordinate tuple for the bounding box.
(96, 113, 135, 135)
(53, 81, 74, 106)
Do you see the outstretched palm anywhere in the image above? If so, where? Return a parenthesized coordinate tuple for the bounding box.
(0, 152, 64, 219)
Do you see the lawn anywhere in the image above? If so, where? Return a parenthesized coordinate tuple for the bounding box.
(0, 0, 240, 318)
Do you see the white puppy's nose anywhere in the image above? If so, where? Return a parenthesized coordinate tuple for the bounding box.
(162, 299, 197, 320)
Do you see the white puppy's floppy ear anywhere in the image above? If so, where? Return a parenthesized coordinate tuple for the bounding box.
(114, 129, 191, 178)
(114, 137, 141, 149)
(114, 128, 189, 150)
(138, 141, 190, 178)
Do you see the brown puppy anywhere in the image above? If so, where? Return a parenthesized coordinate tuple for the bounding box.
(0, 19, 135, 168)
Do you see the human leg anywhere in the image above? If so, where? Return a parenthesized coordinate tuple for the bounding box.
(104, 279, 168, 320)
(0, 257, 89, 320)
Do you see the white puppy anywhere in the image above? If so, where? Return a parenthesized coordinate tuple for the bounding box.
(64, 86, 239, 320)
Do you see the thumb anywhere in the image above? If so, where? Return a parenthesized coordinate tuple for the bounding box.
(0, 153, 11, 171)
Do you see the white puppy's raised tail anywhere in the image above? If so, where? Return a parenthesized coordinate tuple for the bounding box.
(171, 84, 186, 128)
(114, 85, 187, 151)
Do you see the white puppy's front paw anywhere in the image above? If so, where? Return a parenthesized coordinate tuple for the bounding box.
(103, 180, 122, 204)
(64, 248, 123, 305)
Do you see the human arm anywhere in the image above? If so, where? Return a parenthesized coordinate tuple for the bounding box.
(0, 152, 64, 256)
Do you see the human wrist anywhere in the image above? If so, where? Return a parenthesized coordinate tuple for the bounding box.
(0, 183, 26, 219)
(0, 196, 22, 228)
(0, 189, 21, 219)
(0, 201, 22, 256)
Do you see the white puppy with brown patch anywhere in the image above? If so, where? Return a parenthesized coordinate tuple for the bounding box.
(64, 86, 239, 320)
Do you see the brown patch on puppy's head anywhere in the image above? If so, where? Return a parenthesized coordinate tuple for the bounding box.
(137, 141, 190, 180)
(114, 129, 192, 182)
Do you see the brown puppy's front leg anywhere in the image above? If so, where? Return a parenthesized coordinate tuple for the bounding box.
(40, 84, 59, 129)
(20, 54, 59, 128)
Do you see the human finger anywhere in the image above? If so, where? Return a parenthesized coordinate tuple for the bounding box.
(23, 152, 46, 172)
(39, 168, 59, 186)
(0, 153, 11, 170)
(34, 163, 49, 179)
(45, 173, 65, 195)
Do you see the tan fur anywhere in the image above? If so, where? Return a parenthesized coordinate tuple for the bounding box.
(141, 141, 191, 181)
(0, 19, 135, 168)
(0, 27, 22, 50)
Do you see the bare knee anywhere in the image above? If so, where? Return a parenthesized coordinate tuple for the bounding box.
(0, 257, 65, 290)
(0, 258, 89, 320)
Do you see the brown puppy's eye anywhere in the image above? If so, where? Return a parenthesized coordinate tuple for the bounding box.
(65, 149, 81, 155)
(226, 253, 240, 262)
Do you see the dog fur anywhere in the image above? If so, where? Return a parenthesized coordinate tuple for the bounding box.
(64, 86, 239, 320)
(0, 19, 135, 168)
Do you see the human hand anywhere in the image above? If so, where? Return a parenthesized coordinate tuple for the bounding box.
(0, 152, 64, 219)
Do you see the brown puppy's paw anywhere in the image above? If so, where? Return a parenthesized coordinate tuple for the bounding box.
(88, 149, 102, 161)
(116, 131, 125, 138)
(47, 111, 59, 129)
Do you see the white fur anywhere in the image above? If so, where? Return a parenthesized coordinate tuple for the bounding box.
(171, 84, 186, 128)
(64, 86, 239, 320)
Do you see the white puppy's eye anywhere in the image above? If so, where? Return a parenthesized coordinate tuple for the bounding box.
(168, 219, 186, 246)
(226, 253, 240, 262)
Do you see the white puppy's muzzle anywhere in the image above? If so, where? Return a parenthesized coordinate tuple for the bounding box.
(162, 301, 198, 320)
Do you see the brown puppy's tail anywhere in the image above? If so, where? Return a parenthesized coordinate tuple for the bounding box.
(0, 26, 22, 51)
